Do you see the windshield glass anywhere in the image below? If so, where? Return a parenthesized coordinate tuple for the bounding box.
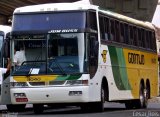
(13, 35, 47, 75)
(12, 11, 86, 32)
(12, 33, 86, 75)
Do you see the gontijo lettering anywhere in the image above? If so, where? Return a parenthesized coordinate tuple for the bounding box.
(128, 52, 145, 65)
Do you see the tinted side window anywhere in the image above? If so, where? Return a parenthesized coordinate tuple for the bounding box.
(110, 20, 115, 41)
(133, 27, 138, 46)
(151, 32, 156, 50)
(87, 11, 97, 31)
(138, 28, 142, 47)
(99, 15, 105, 39)
(120, 23, 124, 43)
(104, 17, 110, 41)
(124, 24, 129, 44)
(115, 21, 120, 42)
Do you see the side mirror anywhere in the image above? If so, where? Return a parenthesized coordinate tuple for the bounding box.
(3, 39, 10, 58)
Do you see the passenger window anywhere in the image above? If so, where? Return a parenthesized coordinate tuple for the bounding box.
(110, 20, 115, 41)
(124, 24, 129, 44)
(120, 23, 124, 43)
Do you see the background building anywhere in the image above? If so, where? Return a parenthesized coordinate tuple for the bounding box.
(93, 0, 158, 21)
(0, 0, 159, 25)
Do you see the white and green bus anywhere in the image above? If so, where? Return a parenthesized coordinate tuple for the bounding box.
(0, 25, 11, 105)
(10, 1, 159, 113)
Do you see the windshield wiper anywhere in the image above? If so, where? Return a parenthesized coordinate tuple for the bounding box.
(21, 61, 44, 76)
(27, 68, 33, 77)
(49, 58, 66, 75)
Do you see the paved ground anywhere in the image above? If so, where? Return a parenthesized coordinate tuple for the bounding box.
(0, 97, 160, 117)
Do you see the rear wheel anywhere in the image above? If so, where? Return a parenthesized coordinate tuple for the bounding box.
(135, 83, 147, 109)
(143, 85, 150, 108)
(125, 82, 148, 109)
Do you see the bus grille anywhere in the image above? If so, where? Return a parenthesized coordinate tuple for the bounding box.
(28, 81, 65, 86)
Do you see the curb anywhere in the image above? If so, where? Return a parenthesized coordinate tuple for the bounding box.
(149, 97, 160, 103)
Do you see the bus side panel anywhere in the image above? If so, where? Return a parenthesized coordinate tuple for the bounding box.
(123, 49, 159, 98)
(106, 45, 158, 100)
(100, 45, 133, 101)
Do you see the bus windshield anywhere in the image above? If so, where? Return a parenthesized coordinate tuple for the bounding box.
(12, 33, 86, 75)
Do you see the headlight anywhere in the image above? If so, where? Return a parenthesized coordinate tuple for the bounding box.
(66, 80, 88, 86)
(10, 82, 28, 88)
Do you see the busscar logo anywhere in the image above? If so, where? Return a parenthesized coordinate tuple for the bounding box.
(48, 29, 78, 33)
(101, 50, 107, 63)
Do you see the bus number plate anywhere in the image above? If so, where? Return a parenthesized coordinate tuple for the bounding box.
(27, 77, 41, 82)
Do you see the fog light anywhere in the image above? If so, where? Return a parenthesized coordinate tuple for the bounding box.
(14, 93, 26, 98)
(14, 93, 28, 102)
(69, 91, 82, 96)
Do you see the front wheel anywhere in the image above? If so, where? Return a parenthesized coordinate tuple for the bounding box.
(80, 85, 105, 112)
(33, 104, 44, 114)
(6, 104, 26, 112)
(91, 85, 105, 112)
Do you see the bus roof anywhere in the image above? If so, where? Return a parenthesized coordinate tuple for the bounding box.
(0, 25, 11, 35)
(13, 1, 154, 31)
(13, 2, 98, 13)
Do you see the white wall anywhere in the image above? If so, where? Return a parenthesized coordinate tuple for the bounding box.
(152, 2, 160, 52)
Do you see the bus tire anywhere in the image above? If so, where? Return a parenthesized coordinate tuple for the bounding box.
(80, 103, 91, 112)
(143, 84, 150, 108)
(91, 84, 105, 112)
(143, 80, 150, 108)
(125, 101, 135, 109)
(135, 82, 146, 108)
(6, 104, 26, 112)
(80, 84, 105, 112)
(33, 104, 44, 114)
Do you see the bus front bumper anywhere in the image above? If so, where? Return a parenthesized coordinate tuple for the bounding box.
(10, 86, 90, 104)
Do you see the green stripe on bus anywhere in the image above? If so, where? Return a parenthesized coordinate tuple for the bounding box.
(108, 46, 130, 90)
(56, 74, 82, 81)
(116, 48, 131, 90)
